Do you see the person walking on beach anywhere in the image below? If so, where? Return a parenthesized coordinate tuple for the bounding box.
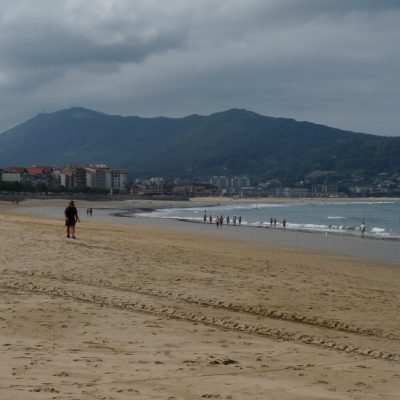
(203, 212, 207, 223)
(273, 218, 277, 228)
(216, 216, 219, 228)
(360, 221, 366, 238)
(65, 200, 80, 239)
(209, 214, 212, 224)
(238, 216, 242, 226)
(219, 215, 224, 228)
(270, 217, 273, 227)
(282, 218, 287, 231)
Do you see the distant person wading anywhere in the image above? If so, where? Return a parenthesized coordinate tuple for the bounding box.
(360, 221, 366, 238)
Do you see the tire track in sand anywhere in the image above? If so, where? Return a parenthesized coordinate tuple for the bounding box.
(9, 270, 399, 342)
(1, 272, 399, 363)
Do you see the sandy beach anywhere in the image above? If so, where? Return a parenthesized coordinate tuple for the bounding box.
(1, 199, 400, 399)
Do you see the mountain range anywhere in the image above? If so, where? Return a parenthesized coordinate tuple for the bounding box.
(0, 107, 399, 184)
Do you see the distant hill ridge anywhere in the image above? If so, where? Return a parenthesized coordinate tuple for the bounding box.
(0, 107, 399, 182)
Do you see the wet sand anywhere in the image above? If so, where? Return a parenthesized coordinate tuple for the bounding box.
(16, 199, 400, 266)
(1, 200, 400, 399)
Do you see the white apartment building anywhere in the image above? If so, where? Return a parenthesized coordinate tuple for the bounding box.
(210, 175, 251, 192)
(86, 164, 127, 193)
(210, 176, 230, 188)
(86, 165, 111, 190)
(231, 176, 251, 190)
(2, 172, 24, 183)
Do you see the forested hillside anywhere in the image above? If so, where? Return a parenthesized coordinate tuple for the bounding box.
(0, 107, 399, 183)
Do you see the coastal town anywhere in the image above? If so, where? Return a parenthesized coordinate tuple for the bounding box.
(1, 164, 400, 198)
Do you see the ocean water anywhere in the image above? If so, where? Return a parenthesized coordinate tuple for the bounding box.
(136, 201, 400, 240)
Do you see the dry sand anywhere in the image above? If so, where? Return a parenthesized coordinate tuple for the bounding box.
(1, 201, 400, 399)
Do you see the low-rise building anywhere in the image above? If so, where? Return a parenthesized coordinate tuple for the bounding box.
(26, 166, 54, 188)
(139, 177, 164, 195)
(311, 184, 338, 196)
(1, 167, 26, 183)
(272, 187, 310, 197)
(172, 183, 211, 196)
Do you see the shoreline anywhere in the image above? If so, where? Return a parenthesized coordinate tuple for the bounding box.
(113, 205, 400, 241)
(171, 216, 400, 241)
(108, 205, 400, 242)
(133, 216, 400, 267)
(8, 200, 400, 267)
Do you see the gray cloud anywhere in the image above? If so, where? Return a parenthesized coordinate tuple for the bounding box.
(0, 0, 399, 136)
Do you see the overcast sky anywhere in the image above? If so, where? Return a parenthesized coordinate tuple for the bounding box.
(0, 0, 399, 136)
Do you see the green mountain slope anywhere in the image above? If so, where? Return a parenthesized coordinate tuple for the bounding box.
(0, 107, 399, 182)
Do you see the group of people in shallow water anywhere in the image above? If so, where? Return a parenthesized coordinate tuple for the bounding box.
(203, 213, 243, 227)
(203, 212, 287, 230)
(270, 217, 287, 230)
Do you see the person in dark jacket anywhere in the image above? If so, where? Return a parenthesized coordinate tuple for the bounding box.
(65, 200, 80, 238)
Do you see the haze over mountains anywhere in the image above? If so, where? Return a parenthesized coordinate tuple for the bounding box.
(0, 107, 399, 184)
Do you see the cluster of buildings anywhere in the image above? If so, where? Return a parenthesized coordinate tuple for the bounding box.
(210, 174, 400, 197)
(209, 174, 400, 197)
(239, 184, 341, 198)
(139, 175, 252, 197)
(344, 172, 400, 196)
(0, 164, 128, 193)
(2, 166, 400, 198)
(208, 176, 340, 197)
(134, 177, 212, 197)
(209, 176, 344, 197)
